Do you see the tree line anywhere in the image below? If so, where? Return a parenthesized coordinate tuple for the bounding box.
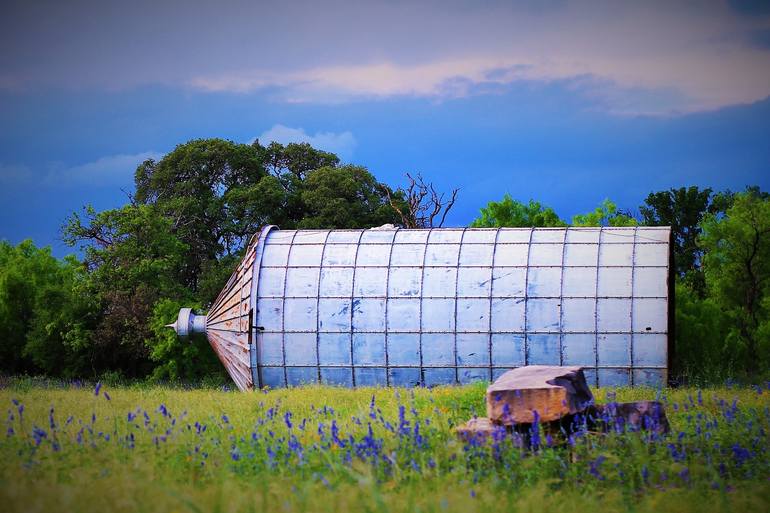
(0, 138, 767, 384)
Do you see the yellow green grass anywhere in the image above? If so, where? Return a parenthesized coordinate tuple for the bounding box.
(1, 383, 768, 513)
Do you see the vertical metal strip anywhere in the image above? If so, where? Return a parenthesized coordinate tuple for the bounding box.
(249, 225, 276, 390)
(523, 227, 535, 366)
(248, 308, 257, 388)
(593, 227, 604, 388)
(629, 225, 639, 385)
(383, 228, 400, 386)
(348, 230, 365, 386)
(418, 228, 433, 386)
(557, 228, 569, 366)
(666, 227, 675, 386)
(453, 228, 469, 384)
(315, 230, 332, 385)
(280, 230, 299, 387)
(487, 228, 502, 381)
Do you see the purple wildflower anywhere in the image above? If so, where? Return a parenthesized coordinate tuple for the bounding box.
(32, 426, 47, 446)
(589, 455, 606, 480)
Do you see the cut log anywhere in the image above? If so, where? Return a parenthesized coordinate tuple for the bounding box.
(487, 366, 594, 424)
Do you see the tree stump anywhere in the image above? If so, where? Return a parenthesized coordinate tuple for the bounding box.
(486, 366, 594, 425)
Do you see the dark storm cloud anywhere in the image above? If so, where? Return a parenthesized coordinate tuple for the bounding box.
(728, 0, 770, 16)
(2, 0, 770, 112)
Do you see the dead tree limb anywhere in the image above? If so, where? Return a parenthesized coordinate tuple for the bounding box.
(384, 173, 459, 228)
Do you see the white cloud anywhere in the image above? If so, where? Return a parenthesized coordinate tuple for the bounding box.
(49, 151, 162, 186)
(254, 125, 357, 161)
(0, 152, 164, 187)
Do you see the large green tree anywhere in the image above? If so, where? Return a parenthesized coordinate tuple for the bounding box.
(640, 187, 716, 281)
(60, 138, 404, 381)
(134, 138, 269, 293)
(63, 204, 196, 377)
(0, 240, 95, 376)
(699, 191, 770, 375)
(298, 165, 401, 229)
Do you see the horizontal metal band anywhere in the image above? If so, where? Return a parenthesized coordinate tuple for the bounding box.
(267, 241, 669, 246)
(256, 329, 668, 335)
(257, 295, 668, 299)
(255, 364, 668, 369)
(261, 264, 669, 269)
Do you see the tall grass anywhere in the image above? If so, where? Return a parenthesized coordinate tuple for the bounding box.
(1, 383, 768, 513)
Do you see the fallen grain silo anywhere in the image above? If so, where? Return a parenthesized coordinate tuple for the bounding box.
(169, 225, 673, 390)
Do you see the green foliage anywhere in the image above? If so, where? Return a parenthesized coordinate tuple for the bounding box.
(0, 240, 95, 376)
(51, 138, 403, 381)
(640, 186, 726, 292)
(298, 165, 401, 229)
(470, 194, 566, 227)
(572, 198, 637, 227)
(471, 196, 636, 228)
(698, 192, 770, 375)
(258, 140, 340, 180)
(62, 204, 192, 377)
(672, 280, 732, 383)
(146, 298, 225, 382)
(134, 138, 269, 285)
(3, 130, 766, 385)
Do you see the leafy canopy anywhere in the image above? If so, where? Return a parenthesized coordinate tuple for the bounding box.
(470, 195, 566, 227)
(699, 191, 770, 374)
(571, 199, 637, 227)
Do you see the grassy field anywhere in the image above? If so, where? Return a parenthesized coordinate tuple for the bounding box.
(1, 381, 768, 513)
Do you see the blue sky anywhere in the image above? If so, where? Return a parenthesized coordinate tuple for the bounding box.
(1, 0, 769, 256)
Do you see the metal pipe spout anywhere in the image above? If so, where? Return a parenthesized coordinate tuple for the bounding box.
(167, 307, 207, 338)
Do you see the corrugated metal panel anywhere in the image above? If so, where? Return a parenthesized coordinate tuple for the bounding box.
(248, 226, 671, 389)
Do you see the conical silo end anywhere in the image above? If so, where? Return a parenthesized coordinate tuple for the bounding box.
(203, 233, 262, 392)
(205, 329, 253, 391)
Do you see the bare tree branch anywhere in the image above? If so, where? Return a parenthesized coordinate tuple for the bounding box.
(385, 173, 460, 228)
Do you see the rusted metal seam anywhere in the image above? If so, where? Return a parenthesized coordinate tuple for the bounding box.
(279, 230, 299, 387)
(249, 225, 275, 389)
(522, 227, 535, 366)
(593, 227, 604, 387)
(383, 228, 399, 386)
(558, 228, 569, 366)
(348, 230, 365, 386)
(315, 230, 333, 385)
(630, 224, 639, 386)
(418, 228, 433, 385)
(452, 227, 468, 383)
(487, 228, 502, 381)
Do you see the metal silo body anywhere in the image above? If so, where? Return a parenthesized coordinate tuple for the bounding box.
(181, 226, 672, 390)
